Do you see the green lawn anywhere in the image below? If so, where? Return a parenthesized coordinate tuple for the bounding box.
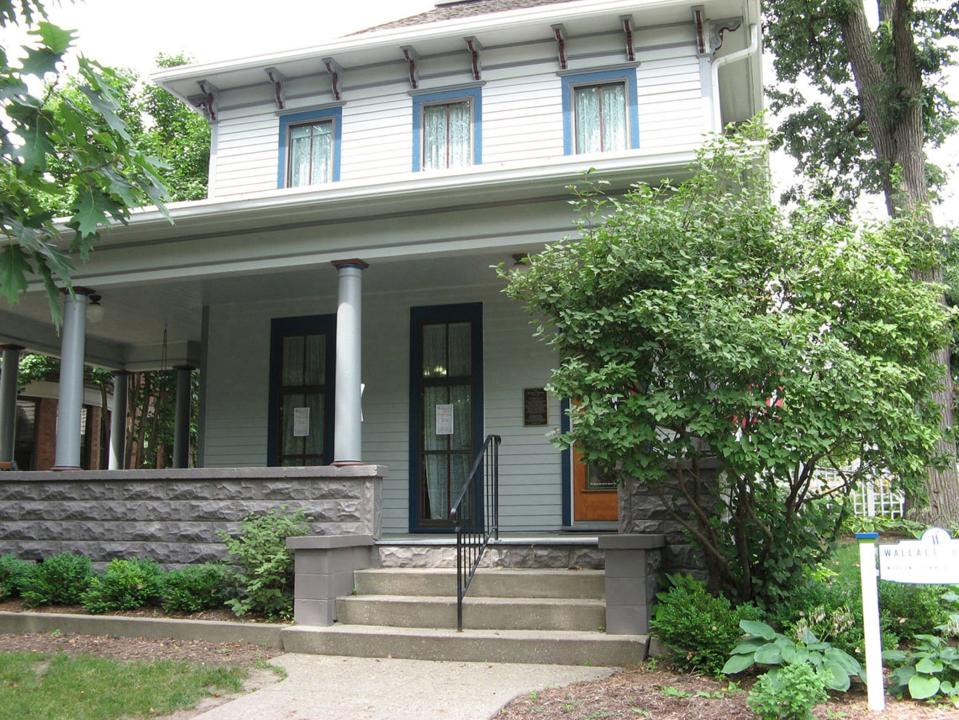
(0, 651, 248, 720)
(826, 539, 862, 588)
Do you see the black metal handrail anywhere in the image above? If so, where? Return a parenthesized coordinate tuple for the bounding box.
(449, 434, 501, 632)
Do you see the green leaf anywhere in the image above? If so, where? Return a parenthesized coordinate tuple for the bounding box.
(36, 21, 74, 54)
(731, 639, 765, 655)
(819, 662, 851, 692)
(721, 653, 755, 675)
(739, 620, 777, 640)
(73, 190, 110, 239)
(0, 245, 31, 304)
(754, 643, 783, 665)
(882, 650, 908, 664)
(19, 46, 59, 76)
(908, 674, 941, 700)
(915, 657, 944, 674)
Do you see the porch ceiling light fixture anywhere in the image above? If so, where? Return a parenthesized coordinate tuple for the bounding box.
(87, 293, 104, 324)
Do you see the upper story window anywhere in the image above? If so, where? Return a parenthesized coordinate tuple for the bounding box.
(561, 69, 640, 156)
(412, 86, 482, 172)
(277, 107, 342, 188)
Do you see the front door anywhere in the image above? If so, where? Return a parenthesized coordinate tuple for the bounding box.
(572, 446, 618, 522)
(410, 303, 483, 531)
(267, 315, 336, 466)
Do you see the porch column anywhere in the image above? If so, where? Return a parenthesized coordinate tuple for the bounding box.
(172, 365, 192, 468)
(0, 345, 23, 464)
(54, 288, 91, 470)
(332, 259, 367, 465)
(108, 371, 129, 470)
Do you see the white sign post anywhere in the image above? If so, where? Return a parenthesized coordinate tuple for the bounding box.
(856, 532, 885, 712)
(857, 527, 959, 714)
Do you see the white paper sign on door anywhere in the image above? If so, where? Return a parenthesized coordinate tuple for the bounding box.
(292, 407, 310, 437)
(435, 404, 454, 435)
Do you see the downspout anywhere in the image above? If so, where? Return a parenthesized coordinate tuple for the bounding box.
(710, 22, 760, 132)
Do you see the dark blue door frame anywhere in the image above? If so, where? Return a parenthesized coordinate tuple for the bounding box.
(408, 302, 484, 533)
(267, 314, 336, 467)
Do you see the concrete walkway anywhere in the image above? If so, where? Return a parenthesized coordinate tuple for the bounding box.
(195, 654, 614, 720)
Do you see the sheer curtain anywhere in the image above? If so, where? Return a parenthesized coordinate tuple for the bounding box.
(574, 83, 627, 153)
(422, 101, 471, 170)
(289, 122, 332, 186)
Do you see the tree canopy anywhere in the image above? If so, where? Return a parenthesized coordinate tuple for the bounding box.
(505, 122, 953, 603)
(0, 2, 168, 320)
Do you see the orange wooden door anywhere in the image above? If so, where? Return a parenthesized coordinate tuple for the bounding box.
(572, 445, 618, 522)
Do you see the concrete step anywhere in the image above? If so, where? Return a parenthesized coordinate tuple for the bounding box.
(354, 568, 605, 599)
(281, 624, 647, 666)
(336, 594, 606, 631)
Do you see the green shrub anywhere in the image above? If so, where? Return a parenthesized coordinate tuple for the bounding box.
(20, 553, 92, 607)
(722, 619, 864, 691)
(161, 563, 237, 614)
(747, 663, 828, 720)
(81, 558, 164, 614)
(650, 574, 762, 675)
(879, 581, 950, 641)
(219, 508, 308, 620)
(0, 555, 33, 600)
(885, 634, 959, 704)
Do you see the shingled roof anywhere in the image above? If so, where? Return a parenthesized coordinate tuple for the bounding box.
(356, 0, 585, 34)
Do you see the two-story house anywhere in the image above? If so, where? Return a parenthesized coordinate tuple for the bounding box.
(0, 0, 761, 538)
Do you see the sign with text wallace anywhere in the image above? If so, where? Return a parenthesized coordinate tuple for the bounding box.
(879, 528, 959, 585)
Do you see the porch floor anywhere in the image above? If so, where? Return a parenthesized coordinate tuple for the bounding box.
(376, 531, 615, 547)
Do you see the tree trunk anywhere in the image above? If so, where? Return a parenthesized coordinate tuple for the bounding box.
(838, 0, 959, 523)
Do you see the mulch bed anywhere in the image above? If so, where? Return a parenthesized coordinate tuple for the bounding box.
(0, 631, 282, 665)
(0, 598, 289, 624)
(492, 665, 959, 720)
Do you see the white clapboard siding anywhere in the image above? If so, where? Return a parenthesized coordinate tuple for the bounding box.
(208, 23, 703, 198)
(203, 280, 564, 533)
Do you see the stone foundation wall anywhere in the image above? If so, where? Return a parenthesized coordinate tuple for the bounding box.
(618, 463, 717, 578)
(376, 542, 604, 569)
(0, 465, 384, 566)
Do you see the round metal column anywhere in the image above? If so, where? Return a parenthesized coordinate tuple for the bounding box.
(108, 371, 129, 470)
(332, 260, 367, 464)
(0, 345, 23, 463)
(54, 290, 90, 469)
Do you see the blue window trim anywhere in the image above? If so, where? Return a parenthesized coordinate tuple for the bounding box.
(561, 68, 640, 156)
(408, 302, 484, 533)
(266, 314, 337, 467)
(276, 107, 342, 188)
(411, 87, 482, 172)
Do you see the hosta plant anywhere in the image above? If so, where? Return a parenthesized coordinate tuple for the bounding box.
(884, 635, 959, 706)
(722, 620, 864, 691)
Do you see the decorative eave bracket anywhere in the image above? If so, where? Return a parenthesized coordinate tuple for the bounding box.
(265, 67, 286, 110)
(401, 46, 419, 90)
(465, 36, 482, 81)
(322, 57, 343, 101)
(191, 80, 219, 122)
(691, 6, 707, 56)
(551, 24, 568, 70)
(620, 15, 635, 62)
(708, 17, 744, 55)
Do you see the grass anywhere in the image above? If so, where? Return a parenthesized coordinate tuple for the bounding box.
(0, 651, 248, 720)
(825, 540, 861, 588)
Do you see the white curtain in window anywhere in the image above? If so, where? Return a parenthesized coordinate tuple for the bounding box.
(447, 102, 471, 168)
(575, 83, 627, 153)
(423, 105, 446, 171)
(601, 83, 627, 151)
(289, 121, 333, 187)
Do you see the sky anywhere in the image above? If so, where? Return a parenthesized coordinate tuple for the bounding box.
(2, 0, 957, 224)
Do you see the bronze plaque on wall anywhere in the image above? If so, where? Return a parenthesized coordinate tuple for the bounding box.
(523, 388, 548, 426)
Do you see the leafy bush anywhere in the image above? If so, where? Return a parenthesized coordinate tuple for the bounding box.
(722, 619, 864, 691)
(884, 634, 959, 705)
(0, 555, 33, 600)
(650, 574, 762, 675)
(81, 558, 164, 614)
(879, 581, 950, 642)
(161, 563, 237, 614)
(768, 575, 864, 658)
(219, 508, 308, 620)
(20, 553, 92, 607)
(747, 663, 828, 720)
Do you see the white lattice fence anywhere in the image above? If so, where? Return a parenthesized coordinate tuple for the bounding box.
(812, 467, 905, 519)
